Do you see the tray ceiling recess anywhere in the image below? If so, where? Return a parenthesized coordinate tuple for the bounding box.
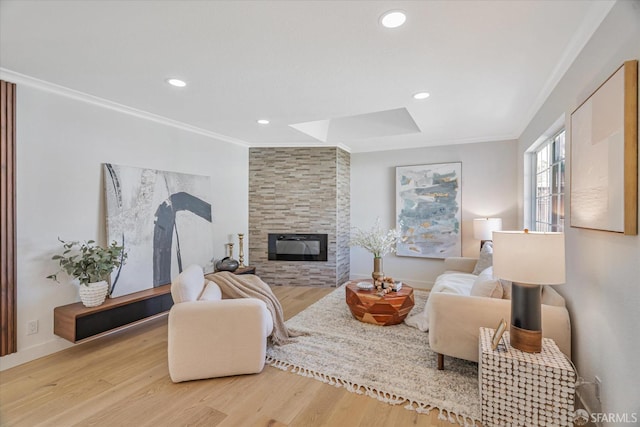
(289, 108, 421, 143)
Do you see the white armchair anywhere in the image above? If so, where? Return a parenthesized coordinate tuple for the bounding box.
(167, 265, 273, 383)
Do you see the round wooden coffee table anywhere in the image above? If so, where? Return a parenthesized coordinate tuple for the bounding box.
(345, 280, 414, 326)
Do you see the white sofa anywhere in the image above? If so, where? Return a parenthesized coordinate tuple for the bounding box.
(167, 265, 274, 382)
(425, 257, 572, 369)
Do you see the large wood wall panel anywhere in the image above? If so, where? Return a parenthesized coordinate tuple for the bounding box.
(1, 80, 17, 356)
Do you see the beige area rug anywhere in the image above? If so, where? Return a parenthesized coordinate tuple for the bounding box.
(266, 285, 481, 427)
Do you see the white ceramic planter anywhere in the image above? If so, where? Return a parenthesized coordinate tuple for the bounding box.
(78, 280, 109, 307)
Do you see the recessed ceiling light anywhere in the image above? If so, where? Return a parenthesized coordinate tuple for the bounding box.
(166, 78, 187, 87)
(380, 10, 406, 28)
(413, 92, 430, 100)
(257, 119, 270, 125)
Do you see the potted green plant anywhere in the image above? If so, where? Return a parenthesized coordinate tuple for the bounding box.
(47, 238, 127, 307)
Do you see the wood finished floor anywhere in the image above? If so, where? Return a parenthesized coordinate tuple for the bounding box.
(0, 286, 472, 427)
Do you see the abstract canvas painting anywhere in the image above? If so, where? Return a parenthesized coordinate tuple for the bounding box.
(104, 164, 213, 297)
(396, 162, 461, 258)
(570, 60, 638, 235)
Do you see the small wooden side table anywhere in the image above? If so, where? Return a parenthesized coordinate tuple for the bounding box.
(233, 266, 256, 275)
(212, 266, 256, 275)
(479, 327, 576, 426)
(345, 280, 414, 326)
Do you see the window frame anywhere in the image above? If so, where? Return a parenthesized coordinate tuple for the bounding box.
(530, 129, 565, 232)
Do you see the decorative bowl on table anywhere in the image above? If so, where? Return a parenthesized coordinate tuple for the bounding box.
(356, 282, 374, 290)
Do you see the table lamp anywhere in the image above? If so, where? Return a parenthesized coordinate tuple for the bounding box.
(492, 230, 565, 353)
(473, 218, 502, 249)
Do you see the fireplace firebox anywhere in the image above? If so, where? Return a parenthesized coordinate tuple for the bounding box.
(268, 233, 328, 261)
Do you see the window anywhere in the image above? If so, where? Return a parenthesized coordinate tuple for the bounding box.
(533, 130, 565, 232)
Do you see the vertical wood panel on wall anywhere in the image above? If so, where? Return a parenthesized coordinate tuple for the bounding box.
(1, 80, 17, 356)
(623, 60, 638, 235)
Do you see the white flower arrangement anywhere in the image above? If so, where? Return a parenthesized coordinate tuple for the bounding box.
(350, 218, 402, 258)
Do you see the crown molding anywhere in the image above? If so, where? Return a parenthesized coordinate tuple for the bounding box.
(347, 134, 517, 154)
(0, 68, 250, 148)
(247, 141, 352, 153)
(515, 0, 616, 138)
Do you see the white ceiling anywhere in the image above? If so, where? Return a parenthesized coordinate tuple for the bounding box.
(0, 0, 615, 153)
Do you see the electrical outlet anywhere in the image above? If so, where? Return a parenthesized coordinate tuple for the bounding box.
(594, 376, 601, 401)
(27, 320, 38, 335)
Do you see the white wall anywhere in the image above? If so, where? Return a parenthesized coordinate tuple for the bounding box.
(0, 82, 249, 370)
(517, 1, 640, 419)
(350, 140, 518, 288)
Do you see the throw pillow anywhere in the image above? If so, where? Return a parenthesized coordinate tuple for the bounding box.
(198, 280, 222, 301)
(541, 285, 566, 307)
(500, 280, 512, 300)
(171, 264, 206, 303)
(472, 241, 493, 275)
(470, 267, 503, 299)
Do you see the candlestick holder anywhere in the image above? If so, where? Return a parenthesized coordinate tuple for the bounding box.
(226, 242, 234, 259)
(238, 233, 246, 268)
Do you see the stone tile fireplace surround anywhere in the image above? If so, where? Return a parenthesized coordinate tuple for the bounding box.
(249, 147, 350, 287)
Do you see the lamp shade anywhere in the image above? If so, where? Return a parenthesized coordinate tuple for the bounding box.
(473, 218, 503, 241)
(493, 231, 565, 285)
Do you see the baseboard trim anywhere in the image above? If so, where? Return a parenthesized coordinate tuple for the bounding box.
(0, 312, 169, 371)
(0, 338, 73, 371)
(575, 387, 604, 427)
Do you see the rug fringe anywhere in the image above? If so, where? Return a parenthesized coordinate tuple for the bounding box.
(266, 357, 482, 427)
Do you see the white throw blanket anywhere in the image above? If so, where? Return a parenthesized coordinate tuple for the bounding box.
(404, 272, 476, 331)
(204, 271, 303, 345)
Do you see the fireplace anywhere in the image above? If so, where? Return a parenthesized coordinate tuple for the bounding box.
(250, 147, 350, 286)
(268, 233, 328, 261)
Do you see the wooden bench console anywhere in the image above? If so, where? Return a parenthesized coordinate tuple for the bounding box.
(54, 266, 257, 343)
(54, 284, 173, 343)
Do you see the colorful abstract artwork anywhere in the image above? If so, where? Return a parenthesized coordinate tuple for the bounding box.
(396, 162, 461, 258)
(103, 164, 213, 297)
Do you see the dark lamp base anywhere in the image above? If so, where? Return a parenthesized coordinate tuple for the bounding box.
(510, 324, 542, 353)
(510, 282, 543, 353)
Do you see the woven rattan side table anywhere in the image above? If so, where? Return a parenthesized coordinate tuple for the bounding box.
(479, 327, 576, 426)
